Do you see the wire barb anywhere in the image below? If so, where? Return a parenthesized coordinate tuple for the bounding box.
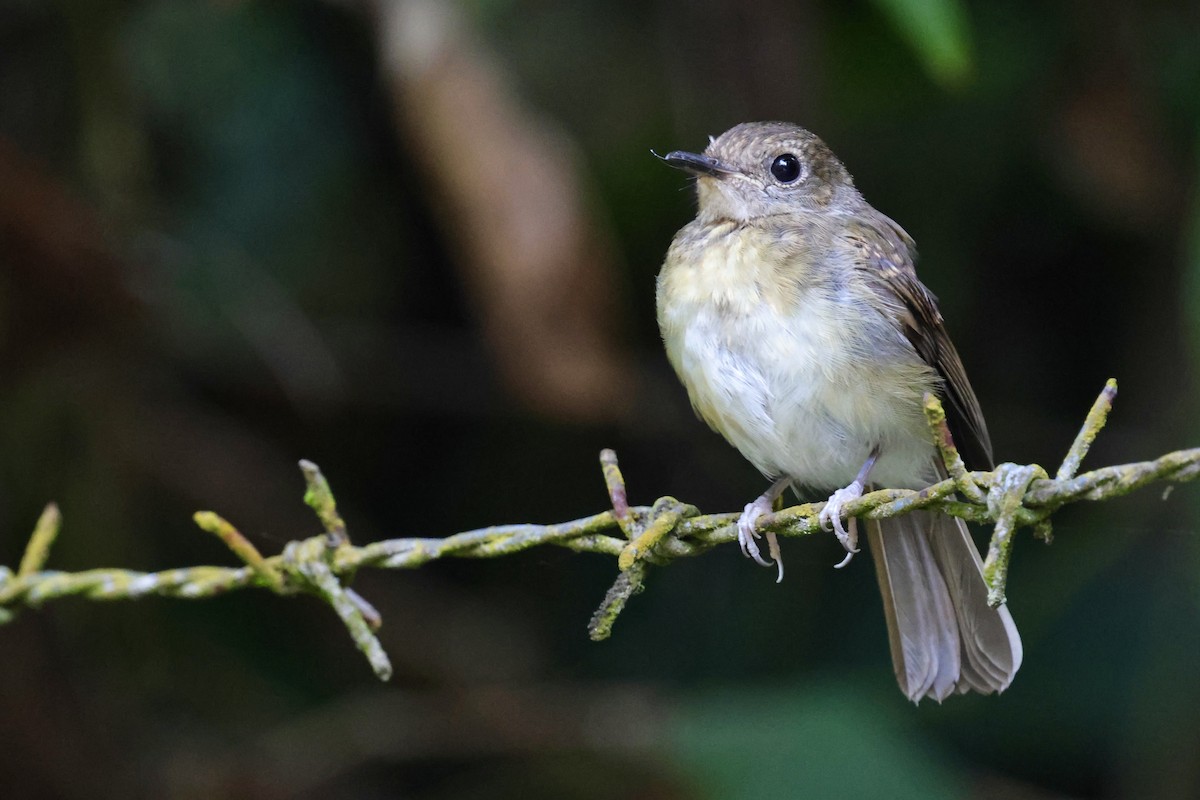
(618, 498, 691, 571)
(17, 503, 61, 579)
(300, 459, 349, 545)
(193, 511, 284, 592)
(983, 463, 1047, 606)
(600, 448, 634, 538)
(923, 392, 986, 504)
(1057, 379, 1118, 480)
(588, 561, 647, 641)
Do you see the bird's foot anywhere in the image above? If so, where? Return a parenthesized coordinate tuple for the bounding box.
(737, 494, 784, 582)
(737, 496, 773, 566)
(819, 481, 863, 569)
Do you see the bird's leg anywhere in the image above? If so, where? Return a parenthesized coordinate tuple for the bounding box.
(737, 477, 790, 582)
(819, 447, 880, 569)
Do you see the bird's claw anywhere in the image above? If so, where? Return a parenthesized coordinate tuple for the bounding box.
(737, 498, 774, 568)
(820, 481, 863, 567)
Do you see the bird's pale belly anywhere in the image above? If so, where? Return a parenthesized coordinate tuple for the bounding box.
(668, 299, 939, 491)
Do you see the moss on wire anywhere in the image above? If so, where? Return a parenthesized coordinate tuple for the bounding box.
(1, 379, 1196, 679)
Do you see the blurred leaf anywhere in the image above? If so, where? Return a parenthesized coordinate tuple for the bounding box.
(668, 681, 964, 800)
(870, 0, 974, 88)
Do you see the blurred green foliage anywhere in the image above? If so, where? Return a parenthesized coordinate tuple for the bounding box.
(671, 683, 967, 799)
(871, 0, 974, 88)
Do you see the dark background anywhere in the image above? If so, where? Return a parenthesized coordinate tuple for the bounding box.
(1, 1, 1199, 797)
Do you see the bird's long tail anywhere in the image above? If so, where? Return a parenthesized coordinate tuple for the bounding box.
(868, 510, 1022, 702)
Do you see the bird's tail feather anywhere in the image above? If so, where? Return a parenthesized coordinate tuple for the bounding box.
(868, 510, 1022, 702)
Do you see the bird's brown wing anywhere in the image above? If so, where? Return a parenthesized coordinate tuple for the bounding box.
(846, 214, 994, 471)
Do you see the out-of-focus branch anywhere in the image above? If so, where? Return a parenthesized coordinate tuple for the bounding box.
(2, 380, 1195, 678)
(363, 0, 633, 422)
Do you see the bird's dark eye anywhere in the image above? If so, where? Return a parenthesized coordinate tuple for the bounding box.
(770, 153, 801, 183)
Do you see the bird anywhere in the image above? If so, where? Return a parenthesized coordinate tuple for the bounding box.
(655, 121, 1021, 702)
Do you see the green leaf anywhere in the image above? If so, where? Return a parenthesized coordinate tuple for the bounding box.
(870, 0, 974, 88)
(668, 680, 965, 800)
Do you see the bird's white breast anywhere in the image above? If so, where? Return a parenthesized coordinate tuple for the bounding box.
(658, 223, 938, 490)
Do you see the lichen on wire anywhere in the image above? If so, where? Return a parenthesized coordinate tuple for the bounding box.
(0, 378, 1196, 678)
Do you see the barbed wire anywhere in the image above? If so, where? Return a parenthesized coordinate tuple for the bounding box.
(1, 379, 1196, 679)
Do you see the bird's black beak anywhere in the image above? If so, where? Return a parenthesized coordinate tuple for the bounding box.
(654, 150, 735, 178)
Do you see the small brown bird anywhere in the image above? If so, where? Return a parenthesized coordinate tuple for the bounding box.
(656, 121, 1021, 702)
